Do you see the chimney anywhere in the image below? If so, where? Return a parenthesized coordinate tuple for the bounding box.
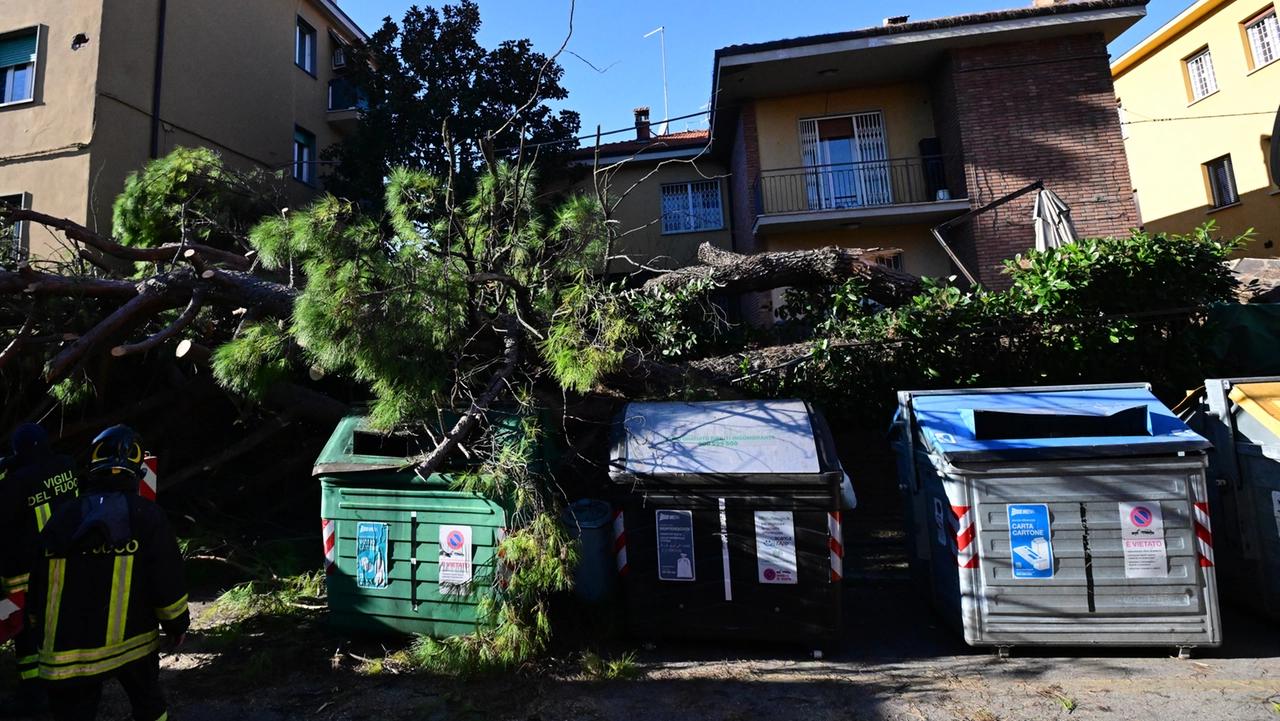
(634, 107, 651, 141)
(883, 15, 909, 26)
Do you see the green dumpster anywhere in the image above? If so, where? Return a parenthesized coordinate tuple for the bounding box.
(315, 415, 517, 636)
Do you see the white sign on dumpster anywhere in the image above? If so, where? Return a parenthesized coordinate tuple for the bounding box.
(439, 525, 473, 593)
(755, 511, 798, 584)
(1119, 502, 1167, 578)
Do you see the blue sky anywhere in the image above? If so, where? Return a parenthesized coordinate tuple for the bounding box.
(341, 0, 1186, 141)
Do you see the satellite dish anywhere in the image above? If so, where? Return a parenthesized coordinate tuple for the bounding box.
(1272, 105, 1280, 185)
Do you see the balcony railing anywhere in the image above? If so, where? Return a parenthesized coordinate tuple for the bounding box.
(328, 78, 369, 112)
(753, 156, 958, 216)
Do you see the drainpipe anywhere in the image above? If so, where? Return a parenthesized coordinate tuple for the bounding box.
(149, 0, 167, 159)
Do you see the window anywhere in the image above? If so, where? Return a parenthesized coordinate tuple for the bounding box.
(660, 180, 723, 234)
(876, 254, 903, 271)
(296, 17, 316, 75)
(1186, 48, 1218, 101)
(0, 193, 30, 264)
(799, 112, 892, 210)
(0, 30, 37, 106)
(293, 127, 317, 186)
(1205, 155, 1239, 208)
(1247, 9, 1280, 69)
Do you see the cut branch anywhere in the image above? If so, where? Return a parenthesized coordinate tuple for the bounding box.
(1, 206, 251, 269)
(112, 289, 206, 357)
(643, 242, 922, 307)
(0, 302, 41, 372)
(414, 315, 520, 478)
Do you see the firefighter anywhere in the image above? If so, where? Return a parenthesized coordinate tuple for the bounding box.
(27, 426, 188, 721)
(0, 424, 79, 717)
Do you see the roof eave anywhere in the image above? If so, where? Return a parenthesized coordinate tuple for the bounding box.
(1111, 0, 1228, 77)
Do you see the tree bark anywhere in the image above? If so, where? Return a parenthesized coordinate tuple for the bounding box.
(643, 242, 922, 307)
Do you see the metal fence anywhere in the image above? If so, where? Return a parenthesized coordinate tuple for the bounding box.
(754, 156, 956, 216)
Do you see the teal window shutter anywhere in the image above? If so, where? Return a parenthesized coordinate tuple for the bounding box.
(0, 32, 37, 69)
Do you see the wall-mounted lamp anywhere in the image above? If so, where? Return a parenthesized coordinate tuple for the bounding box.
(71, 33, 90, 50)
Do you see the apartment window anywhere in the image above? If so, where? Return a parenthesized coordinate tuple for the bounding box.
(293, 127, 317, 186)
(0, 29, 38, 105)
(0, 193, 30, 264)
(328, 78, 368, 112)
(1246, 9, 1280, 69)
(1205, 155, 1239, 208)
(660, 180, 723, 234)
(1186, 48, 1219, 101)
(876, 253, 903, 271)
(296, 17, 317, 75)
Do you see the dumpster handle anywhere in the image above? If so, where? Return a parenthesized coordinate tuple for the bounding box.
(410, 511, 419, 612)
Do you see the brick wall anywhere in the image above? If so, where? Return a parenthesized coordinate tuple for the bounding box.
(728, 101, 770, 324)
(946, 33, 1139, 289)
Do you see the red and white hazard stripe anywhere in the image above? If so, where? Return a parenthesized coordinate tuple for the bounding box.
(951, 505, 978, 569)
(1193, 502, 1214, 567)
(322, 519, 337, 574)
(828, 511, 843, 582)
(612, 510, 628, 576)
(139, 455, 158, 501)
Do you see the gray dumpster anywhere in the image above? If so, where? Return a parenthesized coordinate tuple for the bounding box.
(893, 383, 1221, 655)
(1194, 378, 1280, 623)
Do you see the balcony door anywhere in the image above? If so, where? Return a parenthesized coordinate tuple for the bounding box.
(799, 112, 892, 211)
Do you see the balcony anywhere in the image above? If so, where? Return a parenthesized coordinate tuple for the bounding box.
(327, 79, 369, 135)
(752, 156, 969, 235)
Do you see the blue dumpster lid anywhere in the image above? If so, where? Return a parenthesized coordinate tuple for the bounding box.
(906, 386, 1211, 461)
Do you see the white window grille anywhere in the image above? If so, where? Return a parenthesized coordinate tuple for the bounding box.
(1247, 10, 1280, 69)
(876, 253, 903, 271)
(1186, 49, 1218, 101)
(661, 181, 723, 234)
(1205, 155, 1239, 208)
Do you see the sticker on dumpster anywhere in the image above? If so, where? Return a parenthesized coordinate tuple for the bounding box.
(355, 522, 389, 589)
(754, 511, 798, 584)
(1007, 504, 1053, 579)
(1272, 491, 1280, 540)
(1119, 502, 1167, 578)
(438, 525, 473, 592)
(656, 510, 695, 581)
(933, 498, 947, 546)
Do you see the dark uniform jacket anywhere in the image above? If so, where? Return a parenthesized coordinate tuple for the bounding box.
(27, 492, 189, 682)
(0, 452, 79, 598)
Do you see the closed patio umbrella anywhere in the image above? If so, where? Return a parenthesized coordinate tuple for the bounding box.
(1032, 188, 1079, 252)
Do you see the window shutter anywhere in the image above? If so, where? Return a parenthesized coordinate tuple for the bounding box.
(0, 32, 37, 69)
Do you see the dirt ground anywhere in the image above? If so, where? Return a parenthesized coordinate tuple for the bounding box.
(63, 522, 1280, 721)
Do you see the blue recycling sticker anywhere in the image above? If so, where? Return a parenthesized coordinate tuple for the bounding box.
(1007, 504, 1053, 579)
(356, 521, 389, 589)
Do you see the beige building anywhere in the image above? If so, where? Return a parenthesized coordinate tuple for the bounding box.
(0, 0, 366, 261)
(1113, 0, 1280, 253)
(571, 109, 732, 277)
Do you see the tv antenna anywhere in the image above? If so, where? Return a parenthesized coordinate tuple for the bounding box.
(644, 26, 668, 134)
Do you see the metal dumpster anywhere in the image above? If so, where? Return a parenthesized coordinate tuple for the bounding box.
(315, 416, 517, 636)
(608, 400, 850, 650)
(1194, 378, 1280, 623)
(893, 383, 1221, 654)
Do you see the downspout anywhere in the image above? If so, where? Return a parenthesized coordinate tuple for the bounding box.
(149, 0, 167, 159)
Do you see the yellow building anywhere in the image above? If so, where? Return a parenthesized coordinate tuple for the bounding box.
(0, 0, 367, 261)
(570, 110, 732, 277)
(1113, 0, 1280, 253)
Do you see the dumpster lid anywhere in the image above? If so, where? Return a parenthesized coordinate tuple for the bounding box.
(312, 415, 417, 475)
(908, 386, 1210, 461)
(617, 400, 821, 475)
(1228, 382, 1280, 439)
